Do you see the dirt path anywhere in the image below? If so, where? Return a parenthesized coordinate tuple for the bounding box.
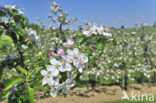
(35, 83, 156, 103)
(1, 83, 156, 103)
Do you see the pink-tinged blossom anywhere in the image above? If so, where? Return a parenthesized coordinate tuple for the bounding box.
(49, 52, 52, 56)
(57, 48, 64, 56)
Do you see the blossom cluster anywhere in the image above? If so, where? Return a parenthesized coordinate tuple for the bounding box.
(25, 28, 41, 47)
(50, 2, 62, 14)
(82, 22, 112, 38)
(40, 46, 88, 97)
(0, 5, 23, 15)
(49, 1, 78, 25)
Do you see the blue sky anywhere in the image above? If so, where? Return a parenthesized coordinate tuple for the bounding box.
(1, 0, 156, 29)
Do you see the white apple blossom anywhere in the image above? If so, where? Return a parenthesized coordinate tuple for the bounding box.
(76, 53, 88, 73)
(82, 22, 112, 38)
(63, 39, 74, 48)
(82, 30, 92, 37)
(3, 5, 23, 15)
(56, 72, 75, 94)
(62, 78, 75, 94)
(103, 32, 112, 37)
(25, 28, 41, 47)
(67, 48, 79, 64)
(50, 87, 57, 97)
(50, 2, 62, 13)
(40, 65, 59, 86)
(50, 57, 61, 70)
(59, 56, 72, 72)
(49, 79, 59, 97)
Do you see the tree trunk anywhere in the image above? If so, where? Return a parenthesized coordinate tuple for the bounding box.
(86, 80, 89, 89)
(91, 79, 96, 91)
(122, 61, 127, 90)
(122, 41, 127, 90)
(153, 71, 156, 85)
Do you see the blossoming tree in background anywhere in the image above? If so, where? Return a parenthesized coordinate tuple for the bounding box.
(75, 22, 113, 90)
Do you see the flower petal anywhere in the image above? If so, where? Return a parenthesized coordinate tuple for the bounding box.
(66, 63, 72, 71)
(78, 67, 83, 73)
(59, 66, 66, 72)
(67, 49, 73, 55)
(47, 65, 54, 71)
(47, 78, 54, 86)
(73, 48, 79, 55)
(40, 70, 47, 76)
(51, 68, 59, 77)
(62, 87, 70, 94)
(50, 89, 57, 97)
(56, 83, 64, 90)
(50, 57, 58, 65)
(42, 77, 47, 85)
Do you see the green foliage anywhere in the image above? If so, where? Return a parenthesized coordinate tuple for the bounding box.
(3, 76, 23, 91)
(0, 35, 14, 52)
(26, 86, 35, 103)
(16, 66, 27, 75)
(0, 10, 6, 17)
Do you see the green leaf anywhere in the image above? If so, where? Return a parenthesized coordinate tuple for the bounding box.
(27, 67, 42, 81)
(84, 52, 89, 57)
(73, 43, 77, 47)
(0, 11, 6, 17)
(18, 100, 22, 103)
(0, 29, 4, 36)
(97, 42, 104, 52)
(73, 74, 77, 79)
(96, 36, 109, 56)
(14, 15, 22, 23)
(112, 38, 117, 46)
(4, 76, 23, 91)
(12, 9, 19, 16)
(79, 38, 84, 44)
(20, 28, 26, 36)
(2, 91, 10, 98)
(27, 86, 35, 103)
(89, 56, 95, 62)
(16, 66, 27, 75)
(28, 87, 35, 97)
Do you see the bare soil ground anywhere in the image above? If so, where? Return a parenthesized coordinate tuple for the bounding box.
(35, 83, 156, 103)
(1, 83, 156, 103)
